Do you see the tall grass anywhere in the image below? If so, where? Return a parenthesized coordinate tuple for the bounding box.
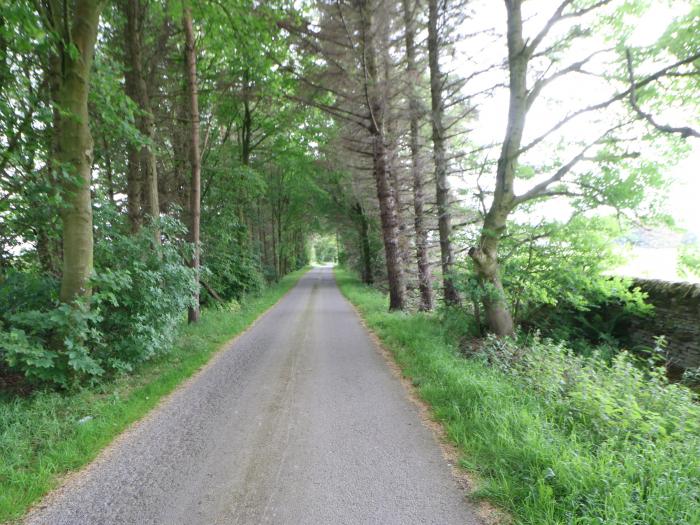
(0, 268, 308, 523)
(335, 268, 700, 525)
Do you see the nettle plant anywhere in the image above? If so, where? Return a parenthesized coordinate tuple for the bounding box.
(478, 333, 700, 442)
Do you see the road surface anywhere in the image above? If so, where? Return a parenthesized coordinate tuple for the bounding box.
(26, 267, 481, 525)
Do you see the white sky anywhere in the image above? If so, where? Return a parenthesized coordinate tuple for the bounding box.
(450, 0, 699, 238)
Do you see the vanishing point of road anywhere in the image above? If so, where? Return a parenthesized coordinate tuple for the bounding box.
(26, 267, 481, 525)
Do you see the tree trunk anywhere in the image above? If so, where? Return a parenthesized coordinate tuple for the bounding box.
(124, 0, 160, 244)
(403, 0, 433, 312)
(469, 0, 527, 337)
(372, 134, 405, 311)
(183, 5, 201, 323)
(428, 0, 460, 306)
(277, 207, 283, 278)
(51, 0, 102, 303)
(468, 224, 513, 337)
(0, 15, 8, 94)
(354, 202, 373, 285)
(381, 40, 410, 274)
(101, 135, 116, 204)
(360, 0, 405, 311)
(124, 35, 142, 233)
(271, 217, 278, 280)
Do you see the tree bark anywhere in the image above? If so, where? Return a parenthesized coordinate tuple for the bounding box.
(381, 38, 410, 274)
(124, 0, 160, 243)
(427, 0, 460, 306)
(124, 28, 142, 233)
(0, 15, 8, 94)
(100, 135, 116, 205)
(183, 5, 201, 323)
(360, 0, 405, 311)
(403, 0, 433, 312)
(49, 0, 103, 303)
(468, 0, 527, 336)
(353, 202, 373, 285)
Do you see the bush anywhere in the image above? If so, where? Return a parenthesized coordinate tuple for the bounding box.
(201, 249, 264, 302)
(478, 334, 699, 441)
(457, 216, 652, 347)
(0, 271, 57, 315)
(92, 216, 196, 372)
(0, 300, 104, 385)
(0, 218, 196, 387)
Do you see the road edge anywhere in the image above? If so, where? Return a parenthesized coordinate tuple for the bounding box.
(332, 268, 509, 525)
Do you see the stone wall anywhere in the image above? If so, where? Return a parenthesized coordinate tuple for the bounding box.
(627, 279, 700, 370)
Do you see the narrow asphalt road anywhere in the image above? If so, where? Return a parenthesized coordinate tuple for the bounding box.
(26, 267, 481, 525)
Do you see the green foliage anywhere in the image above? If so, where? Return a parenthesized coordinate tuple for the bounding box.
(460, 216, 652, 345)
(478, 334, 698, 440)
(0, 214, 196, 387)
(93, 214, 197, 371)
(0, 271, 57, 314)
(1, 300, 104, 385)
(438, 305, 481, 347)
(678, 242, 700, 280)
(337, 268, 700, 525)
(311, 234, 337, 263)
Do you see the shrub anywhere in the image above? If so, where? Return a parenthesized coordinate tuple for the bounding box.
(0, 298, 105, 386)
(477, 334, 700, 441)
(0, 217, 196, 387)
(456, 216, 652, 347)
(0, 271, 57, 315)
(92, 216, 196, 372)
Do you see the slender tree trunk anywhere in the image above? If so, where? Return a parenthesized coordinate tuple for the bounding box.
(360, 0, 405, 311)
(238, 70, 252, 247)
(36, 227, 62, 277)
(0, 15, 8, 94)
(428, 0, 459, 306)
(354, 202, 373, 285)
(166, 89, 189, 213)
(403, 0, 433, 311)
(372, 134, 405, 310)
(277, 207, 283, 277)
(100, 135, 116, 205)
(38, 131, 62, 277)
(124, 35, 142, 233)
(183, 5, 201, 323)
(469, 0, 527, 337)
(50, 0, 102, 303)
(124, 0, 160, 243)
(271, 217, 278, 279)
(381, 42, 410, 274)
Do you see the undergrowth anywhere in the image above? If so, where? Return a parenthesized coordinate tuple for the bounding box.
(335, 268, 700, 525)
(0, 268, 307, 523)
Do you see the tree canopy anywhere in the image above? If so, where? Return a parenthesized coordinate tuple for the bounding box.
(0, 0, 698, 385)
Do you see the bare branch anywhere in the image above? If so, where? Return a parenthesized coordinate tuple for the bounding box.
(626, 49, 700, 139)
(527, 48, 613, 109)
(513, 123, 632, 205)
(526, 0, 612, 57)
(520, 51, 700, 155)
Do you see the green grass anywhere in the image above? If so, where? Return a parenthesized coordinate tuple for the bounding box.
(335, 268, 700, 525)
(0, 268, 308, 523)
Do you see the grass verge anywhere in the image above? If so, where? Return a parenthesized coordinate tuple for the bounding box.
(0, 268, 308, 523)
(335, 268, 700, 525)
